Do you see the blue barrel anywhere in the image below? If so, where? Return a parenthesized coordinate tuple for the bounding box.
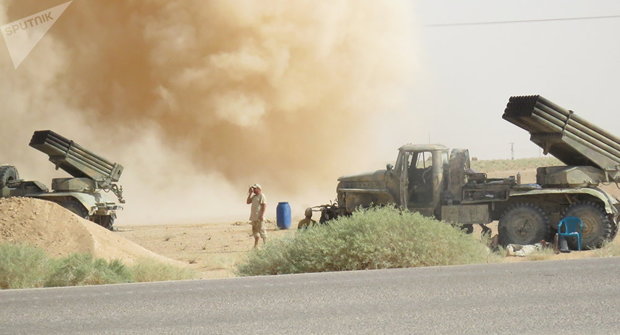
(276, 202, 291, 229)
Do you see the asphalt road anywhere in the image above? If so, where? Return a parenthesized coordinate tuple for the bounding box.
(2, 257, 620, 334)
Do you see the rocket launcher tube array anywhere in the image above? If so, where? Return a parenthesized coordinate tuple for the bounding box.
(534, 103, 620, 154)
(29, 130, 123, 184)
(503, 95, 620, 174)
(532, 109, 620, 162)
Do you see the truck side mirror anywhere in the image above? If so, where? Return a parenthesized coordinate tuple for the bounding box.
(386, 164, 394, 171)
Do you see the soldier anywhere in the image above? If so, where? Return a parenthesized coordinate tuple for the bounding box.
(297, 207, 317, 230)
(246, 183, 267, 248)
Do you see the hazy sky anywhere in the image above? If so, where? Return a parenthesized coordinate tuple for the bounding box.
(398, 0, 620, 161)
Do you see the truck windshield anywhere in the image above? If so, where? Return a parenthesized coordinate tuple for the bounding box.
(415, 151, 432, 169)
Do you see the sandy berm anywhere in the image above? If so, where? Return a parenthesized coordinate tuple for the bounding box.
(0, 197, 183, 266)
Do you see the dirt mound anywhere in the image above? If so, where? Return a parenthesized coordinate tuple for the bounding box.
(0, 197, 182, 266)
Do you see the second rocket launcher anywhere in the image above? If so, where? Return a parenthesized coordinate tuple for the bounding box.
(503, 95, 620, 181)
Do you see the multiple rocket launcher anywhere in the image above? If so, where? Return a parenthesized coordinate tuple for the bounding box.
(503, 95, 620, 182)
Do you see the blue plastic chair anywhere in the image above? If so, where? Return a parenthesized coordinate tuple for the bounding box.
(557, 216, 584, 251)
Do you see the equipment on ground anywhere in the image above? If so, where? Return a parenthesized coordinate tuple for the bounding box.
(0, 130, 125, 230)
(316, 96, 619, 249)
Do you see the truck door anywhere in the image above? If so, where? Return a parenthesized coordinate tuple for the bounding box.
(408, 150, 446, 217)
(398, 151, 412, 208)
(409, 151, 433, 206)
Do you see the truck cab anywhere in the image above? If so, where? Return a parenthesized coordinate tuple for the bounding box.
(335, 144, 501, 231)
(337, 144, 451, 217)
(393, 144, 449, 216)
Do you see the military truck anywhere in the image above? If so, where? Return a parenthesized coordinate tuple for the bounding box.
(320, 96, 620, 249)
(0, 130, 125, 230)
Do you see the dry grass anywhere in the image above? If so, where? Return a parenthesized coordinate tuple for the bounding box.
(206, 253, 244, 270)
(45, 254, 132, 287)
(594, 242, 620, 258)
(525, 248, 557, 261)
(0, 243, 196, 289)
(0, 243, 51, 289)
(129, 258, 195, 282)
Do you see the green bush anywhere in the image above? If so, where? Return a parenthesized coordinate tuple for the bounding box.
(0, 243, 52, 289)
(236, 206, 491, 276)
(129, 258, 196, 282)
(45, 253, 132, 287)
(0, 243, 196, 289)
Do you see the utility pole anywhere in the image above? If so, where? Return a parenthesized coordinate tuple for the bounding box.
(510, 142, 515, 160)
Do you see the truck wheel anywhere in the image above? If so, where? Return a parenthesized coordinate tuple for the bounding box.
(93, 216, 115, 230)
(58, 199, 89, 219)
(498, 203, 549, 246)
(0, 165, 19, 189)
(610, 224, 619, 241)
(102, 216, 115, 230)
(564, 202, 612, 249)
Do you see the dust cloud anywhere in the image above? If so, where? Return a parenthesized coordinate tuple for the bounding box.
(0, 1, 417, 224)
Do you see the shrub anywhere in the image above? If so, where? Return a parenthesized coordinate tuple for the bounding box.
(0, 243, 196, 289)
(129, 258, 196, 282)
(236, 206, 491, 276)
(45, 254, 132, 287)
(0, 243, 51, 289)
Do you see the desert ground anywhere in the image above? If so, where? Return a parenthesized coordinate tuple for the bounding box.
(2, 165, 620, 280)
(115, 220, 296, 279)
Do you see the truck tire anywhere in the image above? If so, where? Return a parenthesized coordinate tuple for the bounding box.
(610, 224, 619, 241)
(0, 165, 19, 189)
(563, 201, 612, 249)
(57, 199, 89, 219)
(498, 203, 549, 246)
(93, 215, 115, 230)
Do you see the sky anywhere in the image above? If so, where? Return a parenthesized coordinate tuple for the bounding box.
(401, 0, 620, 161)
